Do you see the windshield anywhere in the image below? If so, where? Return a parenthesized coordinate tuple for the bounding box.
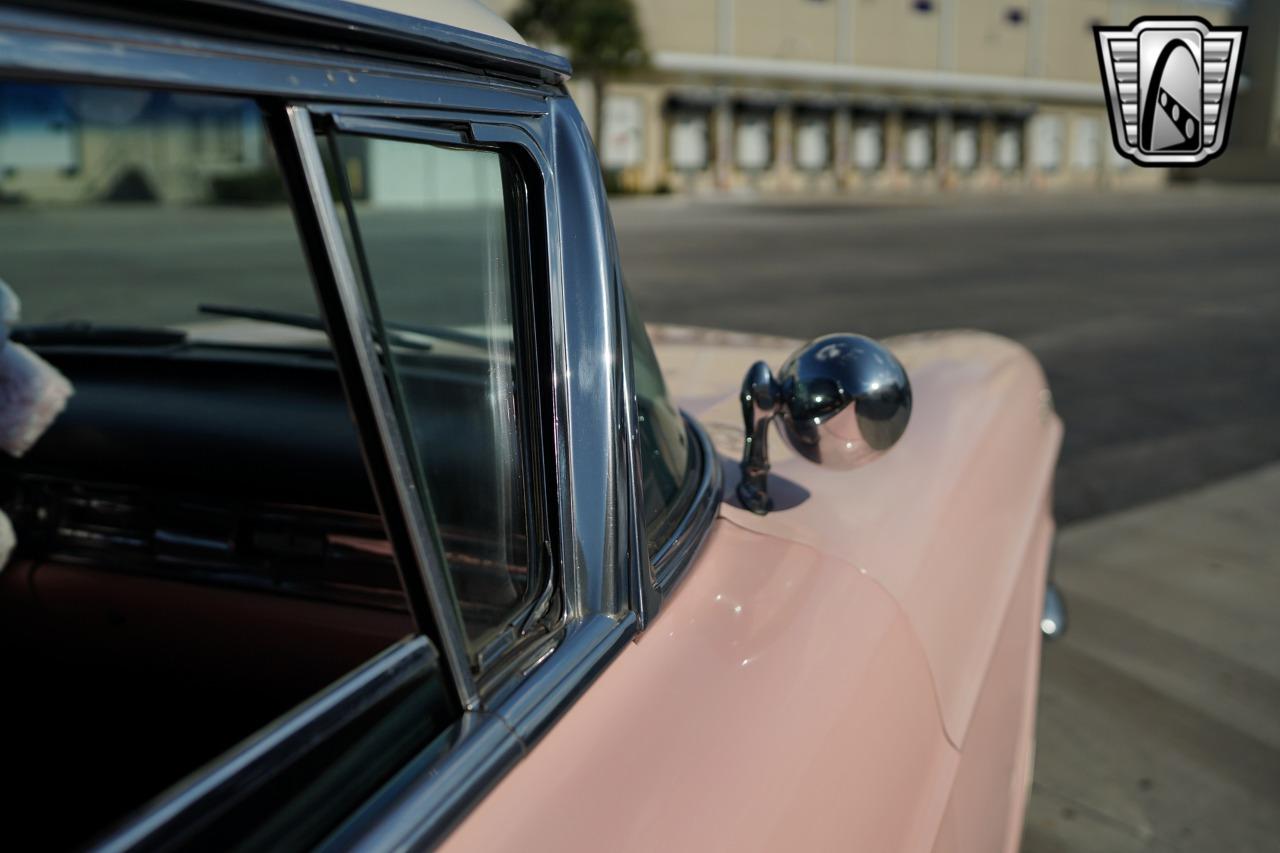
(626, 288, 696, 552)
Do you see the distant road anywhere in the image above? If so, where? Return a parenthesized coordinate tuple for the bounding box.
(3, 188, 1275, 524)
(613, 188, 1280, 523)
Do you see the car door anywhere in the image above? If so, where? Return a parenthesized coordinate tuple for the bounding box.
(0, 6, 644, 849)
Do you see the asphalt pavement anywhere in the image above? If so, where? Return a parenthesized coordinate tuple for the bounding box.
(612, 186, 1280, 525)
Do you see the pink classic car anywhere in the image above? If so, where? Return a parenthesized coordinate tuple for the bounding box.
(0, 0, 1063, 850)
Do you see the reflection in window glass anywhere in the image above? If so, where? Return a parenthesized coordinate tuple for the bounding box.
(327, 133, 531, 649)
(0, 82, 317, 341)
(0, 81, 427, 848)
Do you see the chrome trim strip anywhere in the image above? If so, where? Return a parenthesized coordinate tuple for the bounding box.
(93, 636, 437, 853)
(610, 241, 660, 626)
(0, 6, 554, 112)
(653, 414, 724, 594)
(496, 613, 637, 744)
(288, 106, 479, 711)
(330, 115, 470, 144)
(323, 710, 520, 853)
(545, 100, 623, 619)
(1041, 581, 1067, 640)
(307, 101, 550, 121)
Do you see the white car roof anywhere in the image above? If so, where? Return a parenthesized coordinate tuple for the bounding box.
(353, 0, 525, 44)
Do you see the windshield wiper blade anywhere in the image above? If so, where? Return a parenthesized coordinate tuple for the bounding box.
(10, 322, 187, 347)
(199, 303, 435, 352)
(198, 304, 496, 352)
(198, 304, 325, 333)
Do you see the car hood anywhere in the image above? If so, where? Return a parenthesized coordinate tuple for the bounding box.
(648, 323, 1062, 744)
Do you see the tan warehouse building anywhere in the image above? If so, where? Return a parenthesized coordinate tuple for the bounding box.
(483, 0, 1238, 193)
(0, 1, 1248, 206)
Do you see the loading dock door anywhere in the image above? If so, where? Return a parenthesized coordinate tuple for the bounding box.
(669, 111, 709, 171)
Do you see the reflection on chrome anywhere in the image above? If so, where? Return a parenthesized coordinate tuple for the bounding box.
(1041, 582, 1068, 640)
(736, 333, 913, 514)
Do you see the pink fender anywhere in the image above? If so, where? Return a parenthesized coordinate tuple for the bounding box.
(444, 328, 1061, 852)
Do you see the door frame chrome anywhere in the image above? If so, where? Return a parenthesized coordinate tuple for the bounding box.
(286, 105, 480, 710)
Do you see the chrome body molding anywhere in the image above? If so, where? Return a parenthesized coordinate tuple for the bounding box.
(1040, 534, 1067, 641)
(320, 709, 520, 853)
(1041, 582, 1067, 640)
(328, 614, 639, 850)
(495, 613, 639, 746)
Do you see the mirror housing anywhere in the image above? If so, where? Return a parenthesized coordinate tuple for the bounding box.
(737, 334, 912, 514)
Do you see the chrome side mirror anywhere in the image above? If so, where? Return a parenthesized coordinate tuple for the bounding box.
(738, 333, 912, 514)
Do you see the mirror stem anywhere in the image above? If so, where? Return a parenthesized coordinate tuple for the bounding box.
(738, 360, 780, 515)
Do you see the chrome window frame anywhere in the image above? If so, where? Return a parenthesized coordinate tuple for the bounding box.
(608, 220, 723, 617)
(296, 107, 564, 690)
(649, 415, 723, 594)
(0, 0, 722, 845)
(286, 106, 482, 708)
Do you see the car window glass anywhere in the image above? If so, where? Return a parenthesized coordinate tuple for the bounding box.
(0, 80, 446, 850)
(0, 82, 325, 348)
(321, 131, 536, 652)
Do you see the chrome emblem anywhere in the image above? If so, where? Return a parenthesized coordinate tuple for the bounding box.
(1094, 17, 1246, 166)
